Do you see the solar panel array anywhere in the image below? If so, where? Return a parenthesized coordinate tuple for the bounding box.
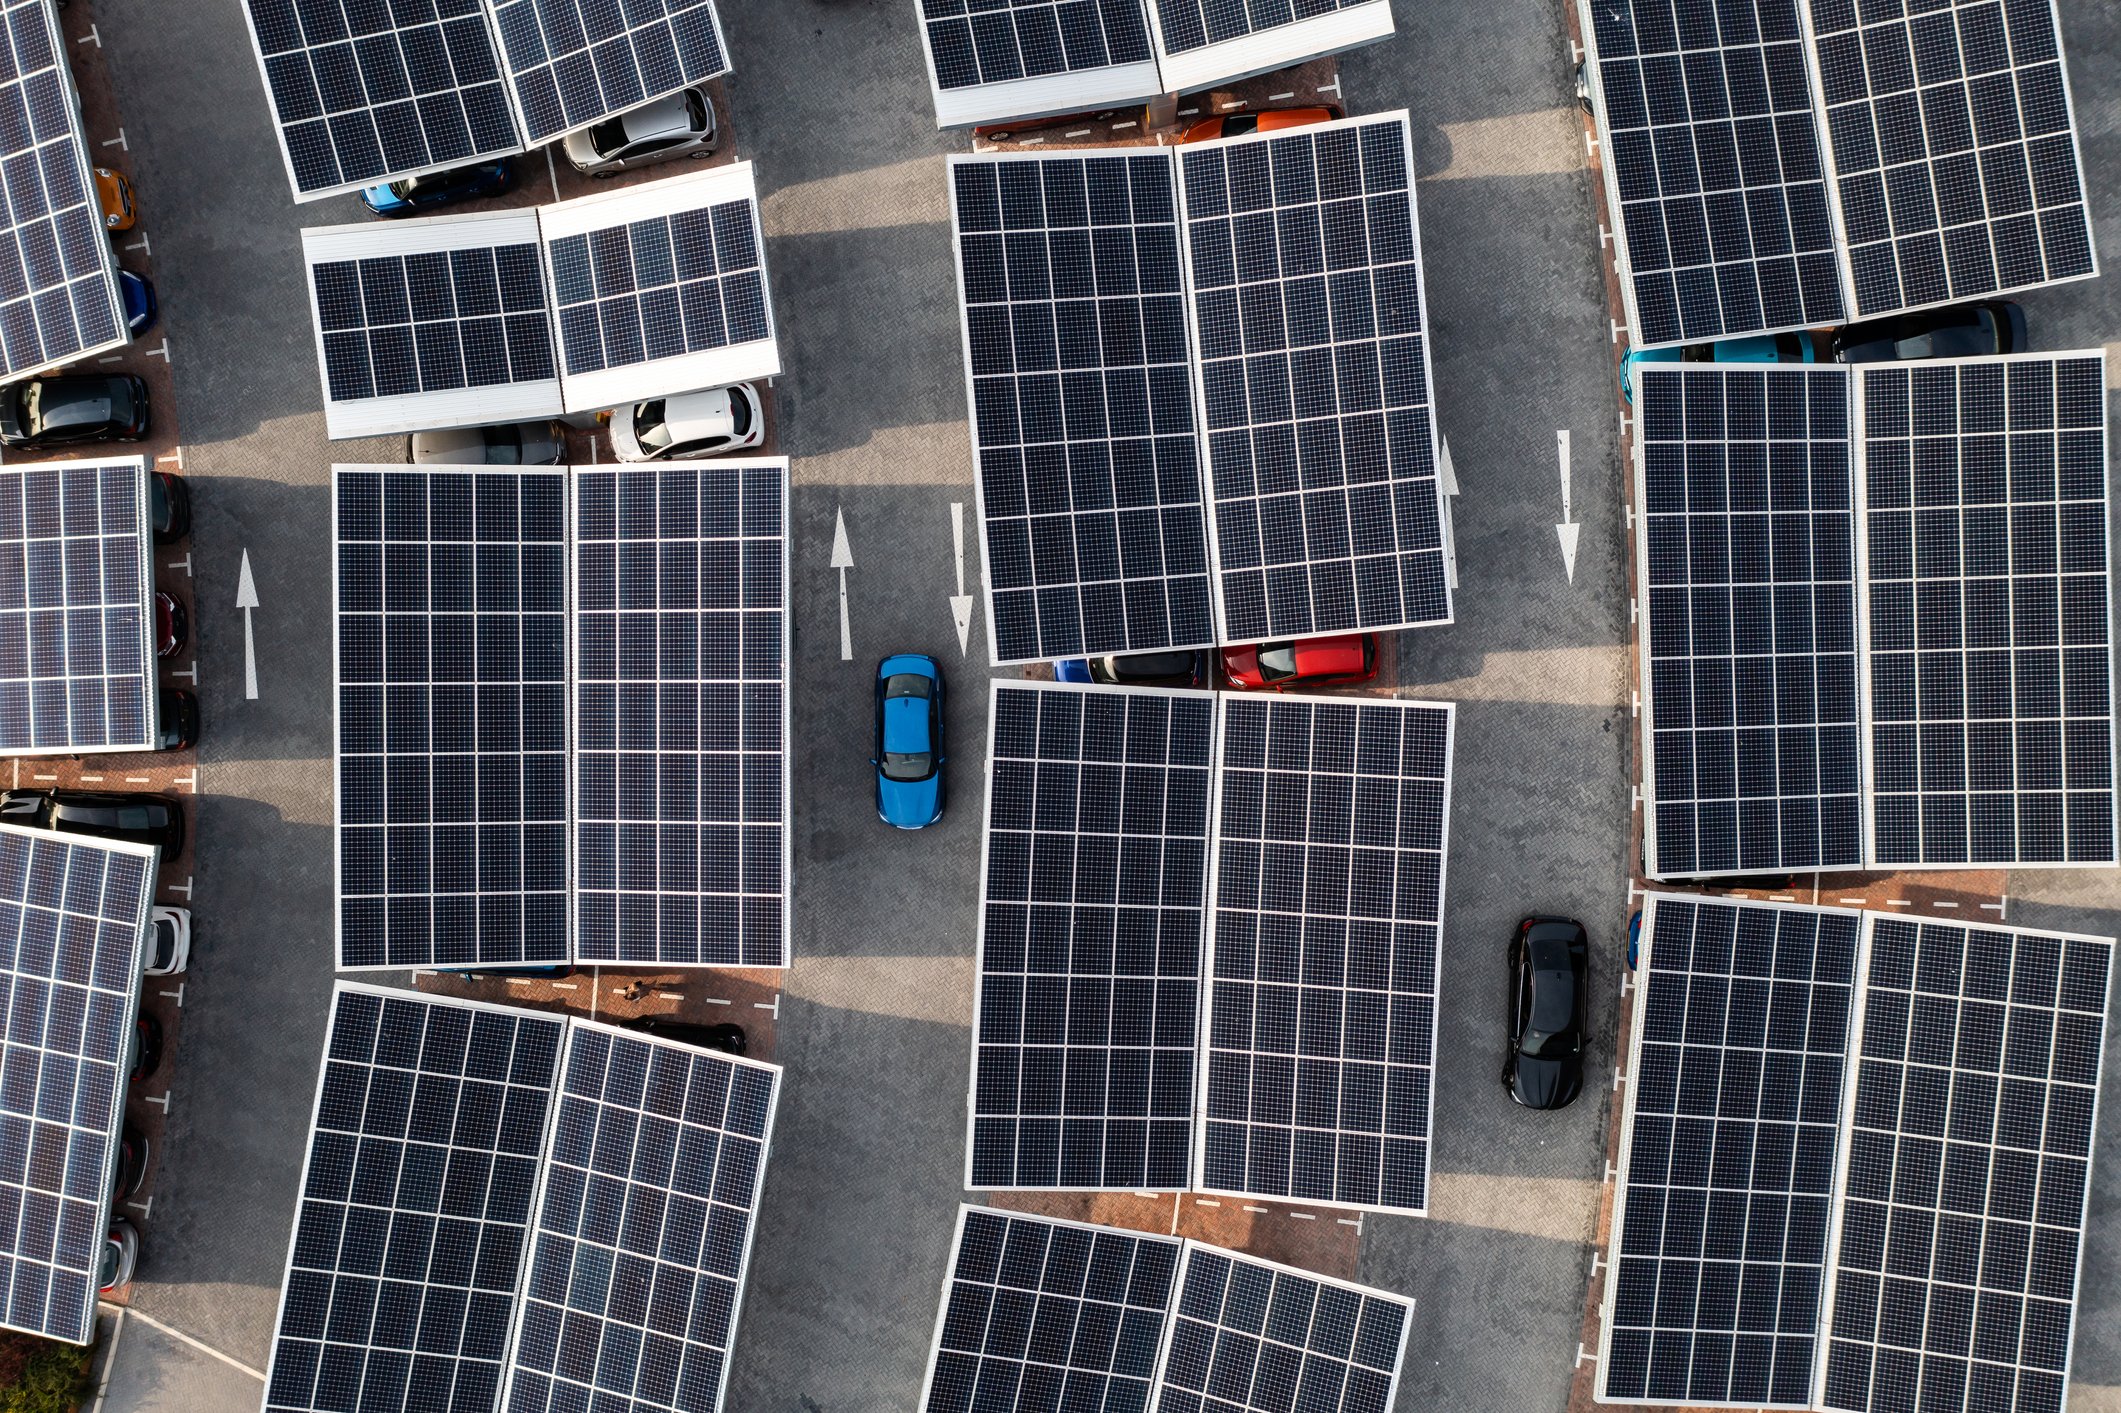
(1152, 1244, 1412, 1413)
(951, 152, 1214, 665)
(573, 465, 789, 969)
(1198, 696, 1452, 1215)
(922, 0, 1155, 94)
(547, 200, 769, 379)
(1818, 919, 2112, 1413)
(264, 988, 564, 1413)
(312, 239, 556, 407)
(1584, 0, 1847, 345)
(921, 1207, 1181, 1413)
(0, 0, 123, 380)
(336, 467, 571, 972)
(505, 1024, 778, 1413)
(1179, 115, 1451, 642)
(0, 460, 155, 756)
(971, 682, 1212, 1191)
(1860, 355, 2115, 867)
(487, 0, 728, 146)
(239, 0, 520, 201)
(1809, 0, 2095, 319)
(0, 828, 151, 1345)
(1637, 366, 1862, 878)
(1600, 896, 1861, 1407)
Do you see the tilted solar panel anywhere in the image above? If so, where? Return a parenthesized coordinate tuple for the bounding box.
(0, 0, 125, 382)
(0, 459, 156, 756)
(500, 1023, 779, 1413)
(1177, 113, 1451, 644)
(919, 1206, 1181, 1413)
(920, 0, 1161, 130)
(237, 0, 522, 203)
(1196, 695, 1452, 1215)
(949, 150, 1215, 665)
(263, 986, 565, 1413)
(1858, 354, 2115, 867)
(1818, 919, 2113, 1413)
(1636, 366, 1862, 878)
(1145, 0, 1395, 96)
(572, 462, 790, 969)
(1583, 0, 1847, 346)
(1807, 0, 2096, 319)
(335, 465, 570, 971)
(0, 826, 151, 1345)
(487, 0, 729, 146)
(1598, 895, 1861, 1406)
(970, 681, 1212, 1192)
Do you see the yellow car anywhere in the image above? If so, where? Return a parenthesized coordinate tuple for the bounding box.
(95, 166, 133, 231)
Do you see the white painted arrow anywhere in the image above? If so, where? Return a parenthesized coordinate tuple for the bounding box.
(235, 548, 259, 699)
(1555, 430, 1581, 583)
(830, 508, 854, 662)
(948, 502, 974, 656)
(1436, 434, 1460, 592)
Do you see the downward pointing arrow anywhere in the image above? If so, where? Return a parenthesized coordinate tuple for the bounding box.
(1555, 429, 1582, 584)
(235, 548, 259, 699)
(948, 502, 974, 656)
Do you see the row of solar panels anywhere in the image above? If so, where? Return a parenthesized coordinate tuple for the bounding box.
(919, 1205, 1414, 1413)
(1634, 353, 2116, 878)
(920, 0, 1393, 128)
(0, 0, 132, 383)
(969, 680, 1453, 1217)
(262, 983, 781, 1413)
(1597, 894, 2112, 1413)
(1581, 0, 2098, 347)
(949, 112, 1454, 666)
(237, 0, 733, 202)
(333, 460, 790, 974)
(301, 160, 777, 440)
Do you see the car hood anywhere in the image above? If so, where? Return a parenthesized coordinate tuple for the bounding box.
(1509, 1054, 1582, 1110)
(878, 771, 941, 827)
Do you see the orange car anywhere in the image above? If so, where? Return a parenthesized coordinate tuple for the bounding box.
(95, 166, 133, 231)
(1179, 106, 1338, 144)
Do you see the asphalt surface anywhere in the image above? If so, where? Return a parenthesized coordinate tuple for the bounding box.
(81, 0, 2121, 1410)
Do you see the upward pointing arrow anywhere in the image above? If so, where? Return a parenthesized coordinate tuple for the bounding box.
(830, 508, 854, 662)
(1555, 430, 1581, 584)
(235, 548, 259, 700)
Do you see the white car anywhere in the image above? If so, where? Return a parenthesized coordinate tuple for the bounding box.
(145, 906, 189, 976)
(563, 86, 718, 176)
(610, 384, 765, 462)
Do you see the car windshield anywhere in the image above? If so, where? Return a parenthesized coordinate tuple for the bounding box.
(1114, 652, 1194, 681)
(883, 673, 931, 701)
(1256, 643, 1299, 682)
(150, 919, 174, 969)
(881, 749, 934, 782)
(728, 390, 751, 436)
(586, 115, 632, 154)
(686, 89, 709, 129)
(20, 382, 39, 432)
(634, 400, 672, 451)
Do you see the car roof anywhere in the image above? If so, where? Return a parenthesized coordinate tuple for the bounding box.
(618, 91, 695, 143)
(656, 386, 738, 440)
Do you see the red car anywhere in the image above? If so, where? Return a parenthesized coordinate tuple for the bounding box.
(1221, 634, 1379, 691)
(154, 592, 186, 658)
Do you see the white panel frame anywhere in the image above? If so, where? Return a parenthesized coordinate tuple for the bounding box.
(927, 54, 1164, 130)
(1146, 1, 1394, 96)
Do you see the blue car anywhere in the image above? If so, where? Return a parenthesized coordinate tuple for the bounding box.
(875, 654, 945, 828)
(360, 158, 516, 218)
(118, 271, 155, 336)
(1620, 328, 1825, 403)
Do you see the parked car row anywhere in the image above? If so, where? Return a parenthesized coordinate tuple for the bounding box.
(1056, 633, 1381, 693)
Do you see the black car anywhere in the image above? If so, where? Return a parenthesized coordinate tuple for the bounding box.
(150, 471, 190, 544)
(1832, 300, 2027, 363)
(129, 1012, 162, 1084)
(113, 1126, 148, 1203)
(157, 689, 198, 752)
(0, 374, 149, 448)
(0, 789, 184, 852)
(1076, 651, 1211, 688)
(1503, 916, 1589, 1110)
(622, 1017, 747, 1055)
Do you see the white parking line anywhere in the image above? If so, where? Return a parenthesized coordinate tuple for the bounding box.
(97, 1302, 265, 1382)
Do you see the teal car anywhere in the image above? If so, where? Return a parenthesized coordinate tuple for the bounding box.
(874, 655, 945, 829)
(1620, 328, 1826, 403)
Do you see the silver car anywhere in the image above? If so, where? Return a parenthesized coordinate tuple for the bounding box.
(410, 421, 566, 465)
(563, 85, 718, 177)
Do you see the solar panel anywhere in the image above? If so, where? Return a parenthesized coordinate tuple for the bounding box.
(0, 0, 125, 381)
(236, 0, 523, 203)
(1807, 0, 2096, 319)
(920, 0, 1162, 129)
(920, 1206, 1181, 1413)
(1177, 113, 1452, 644)
(335, 465, 570, 972)
(1636, 366, 1862, 878)
(1149, 1243, 1412, 1413)
(262, 986, 564, 1413)
(1858, 354, 2116, 867)
(1817, 918, 2113, 1413)
(540, 162, 778, 416)
(0, 826, 152, 1345)
(1597, 895, 1861, 1407)
(1144, 0, 1395, 96)
(486, 0, 729, 146)
(1583, 0, 1848, 346)
(1196, 695, 1452, 1215)
(303, 211, 562, 441)
(500, 1022, 779, 1413)
(572, 462, 789, 969)
(949, 151, 1215, 665)
(969, 681, 1212, 1192)
(0, 459, 156, 756)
